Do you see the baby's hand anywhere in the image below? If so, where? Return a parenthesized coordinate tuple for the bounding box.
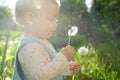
(69, 62, 80, 74)
(60, 45, 74, 60)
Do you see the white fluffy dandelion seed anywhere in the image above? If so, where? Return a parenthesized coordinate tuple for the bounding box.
(68, 26, 78, 36)
(78, 47, 89, 55)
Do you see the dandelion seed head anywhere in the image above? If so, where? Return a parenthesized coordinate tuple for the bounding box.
(78, 46, 89, 55)
(68, 26, 78, 36)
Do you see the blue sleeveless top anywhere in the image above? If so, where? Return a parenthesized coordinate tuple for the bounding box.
(12, 38, 63, 80)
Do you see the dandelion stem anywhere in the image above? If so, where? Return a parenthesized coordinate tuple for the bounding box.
(68, 36, 71, 45)
(72, 74, 75, 80)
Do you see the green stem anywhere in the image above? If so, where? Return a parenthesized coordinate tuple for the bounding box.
(68, 36, 71, 45)
(72, 74, 75, 80)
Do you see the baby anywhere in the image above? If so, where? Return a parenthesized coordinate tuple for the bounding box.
(12, 0, 80, 80)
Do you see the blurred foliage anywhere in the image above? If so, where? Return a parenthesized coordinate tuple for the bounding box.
(0, 6, 17, 30)
(96, 40, 120, 78)
(0, 31, 23, 80)
(0, 6, 12, 18)
(94, 0, 120, 32)
(0, 6, 12, 29)
(92, 0, 120, 41)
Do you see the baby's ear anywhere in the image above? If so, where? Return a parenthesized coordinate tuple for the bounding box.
(25, 12, 35, 24)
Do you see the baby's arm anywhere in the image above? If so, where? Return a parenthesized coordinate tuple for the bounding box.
(62, 65, 71, 75)
(62, 62, 81, 75)
(18, 43, 69, 80)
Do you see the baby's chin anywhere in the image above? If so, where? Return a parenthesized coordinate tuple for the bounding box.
(42, 34, 52, 39)
(47, 32, 55, 39)
(47, 33, 53, 38)
(41, 31, 55, 39)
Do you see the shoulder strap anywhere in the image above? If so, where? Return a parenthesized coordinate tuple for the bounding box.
(16, 39, 55, 80)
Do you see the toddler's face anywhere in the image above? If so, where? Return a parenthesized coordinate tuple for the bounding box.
(33, 1, 59, 39)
